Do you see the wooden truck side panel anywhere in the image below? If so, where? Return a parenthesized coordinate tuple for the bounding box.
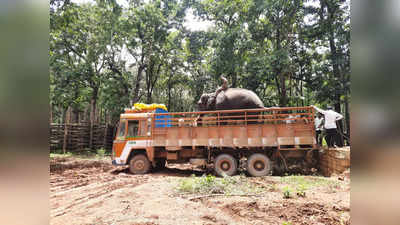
(151, 106, 316, 150)
(152, 123, 315, 149)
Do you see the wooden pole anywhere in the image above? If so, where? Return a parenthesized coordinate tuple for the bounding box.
(63, 106, 71, 154)
(103, 124, 108, 150)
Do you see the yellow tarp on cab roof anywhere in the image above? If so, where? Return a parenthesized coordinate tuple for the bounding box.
(133, 103, 168, 111)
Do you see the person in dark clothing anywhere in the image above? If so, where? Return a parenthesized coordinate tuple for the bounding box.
(312, 105, 343, 147)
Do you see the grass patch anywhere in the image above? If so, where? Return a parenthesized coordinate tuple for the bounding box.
(280, 175, 342, 196)
(50, 148, 109, 160)
(281, 175, 341, 189)
(177, 174, 264, 196)
(50, 152, 73, 158)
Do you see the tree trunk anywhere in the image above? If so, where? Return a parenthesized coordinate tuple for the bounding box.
(167, 69, 172, 110)
(90, 87, 98, 149)
(275, 25, 287, 107)
(326, 1, 344, 147)
(71, 108, 80, 124)
(63, 106, 71, 154)
(49, 103, 53, 124)
(103, 124, 108, 150)
(280, 73, 287, 106)
(132, 64, 145, 105)
(344, 95, 350, 145)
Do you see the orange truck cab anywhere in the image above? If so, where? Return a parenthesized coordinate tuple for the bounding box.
(112, 104, 318, 177)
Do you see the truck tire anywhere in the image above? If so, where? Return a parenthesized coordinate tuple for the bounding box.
(214, 154, 238, 176)
(129, 154, 151, 174)
(247, 153, 271, 177)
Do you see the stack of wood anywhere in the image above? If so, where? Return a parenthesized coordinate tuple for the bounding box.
(319, 146, 350, 177)
(50, 123, 64, 150)
(49, 123, 115, 152)
(91, 124, 115, 150)
(67, 123, 90, 151)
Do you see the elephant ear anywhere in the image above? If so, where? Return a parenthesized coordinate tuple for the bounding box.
(206, 94, 216, 110)
(215, 91, 227, 107)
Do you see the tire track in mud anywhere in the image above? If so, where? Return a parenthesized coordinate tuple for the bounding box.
(51, 174, 149, 218)
(50, 157, 350, 225)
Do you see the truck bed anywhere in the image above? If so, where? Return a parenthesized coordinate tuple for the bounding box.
(151, 106, 316, 150)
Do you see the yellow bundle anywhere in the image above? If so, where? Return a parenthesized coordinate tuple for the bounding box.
(133, 103, 168, 111)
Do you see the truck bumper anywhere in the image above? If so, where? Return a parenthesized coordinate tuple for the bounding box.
(112, 159, 125, 166)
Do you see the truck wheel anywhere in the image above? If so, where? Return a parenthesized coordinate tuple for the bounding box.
(247, 153, 271, 177)
(129, 154, 151, 174)
(214, 154, 238, 176)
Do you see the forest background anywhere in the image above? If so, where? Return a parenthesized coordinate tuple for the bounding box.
(50, 0, 350, 138)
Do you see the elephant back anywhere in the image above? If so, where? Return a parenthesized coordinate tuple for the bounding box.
(215, 88, 264, 110)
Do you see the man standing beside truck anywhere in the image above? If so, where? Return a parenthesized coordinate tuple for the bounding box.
(312, 105, 343, 147)
(314, 113, 324, 145)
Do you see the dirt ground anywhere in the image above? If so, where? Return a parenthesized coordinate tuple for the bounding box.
(50, 156, 350, 225)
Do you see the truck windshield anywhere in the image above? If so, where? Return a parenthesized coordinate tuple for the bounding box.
(127, 120, 139, 137)
(117, 120, 126, 138)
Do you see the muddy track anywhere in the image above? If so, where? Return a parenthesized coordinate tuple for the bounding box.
(50, 157, 350, 225)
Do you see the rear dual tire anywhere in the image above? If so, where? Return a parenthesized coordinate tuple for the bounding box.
(246, 153, 271, 177)
(214, 154, 238, 177)
(214, 153, 271, 177)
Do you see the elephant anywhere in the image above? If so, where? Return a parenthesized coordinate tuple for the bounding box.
(197, 76, 264, 125)
(197, 76, 264, 111)
(197, 87, 264, 111)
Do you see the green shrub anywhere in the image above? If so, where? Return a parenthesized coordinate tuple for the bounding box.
(177, 174, 264, 195)
(282, 186, 292, 199)
(296, 184, 307, 197)
(96, 148, 106, 157)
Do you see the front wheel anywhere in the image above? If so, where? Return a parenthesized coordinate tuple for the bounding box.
(129, 154, 151, 174)
(246, 153, 271, 177)
(214, 154, 238, 176)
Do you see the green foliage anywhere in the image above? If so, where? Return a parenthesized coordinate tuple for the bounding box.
(177, 174, 264, 195)
(281, 175, 342, 194)
(282, 186, 293, 199)
(50, 0, 350, 135)
(282, 221, 292, 225)
(96, 148, 106, 157)
(296, 183, 307, 197)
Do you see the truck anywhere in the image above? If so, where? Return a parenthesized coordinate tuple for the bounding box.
(111, 106, 318, 177)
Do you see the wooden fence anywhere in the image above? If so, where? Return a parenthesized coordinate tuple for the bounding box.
(50, 123, 115, 152)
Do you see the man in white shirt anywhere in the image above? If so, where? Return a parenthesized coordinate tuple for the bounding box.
(312, 105, 343, 147)
(314, 113, 324, 145)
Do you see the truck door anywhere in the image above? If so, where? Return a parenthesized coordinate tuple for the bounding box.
(113, 120, 127, 161)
